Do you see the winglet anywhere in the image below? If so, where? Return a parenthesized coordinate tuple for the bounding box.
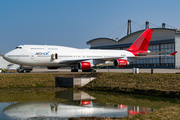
(170, 51, 178, 56)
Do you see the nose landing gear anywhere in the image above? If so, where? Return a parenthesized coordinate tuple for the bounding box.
(17, 65, 33, 73)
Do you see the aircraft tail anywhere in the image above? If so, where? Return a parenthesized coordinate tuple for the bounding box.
(127, 29, 153, 51)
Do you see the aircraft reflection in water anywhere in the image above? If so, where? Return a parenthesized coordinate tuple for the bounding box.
(3, 91, 153, 119)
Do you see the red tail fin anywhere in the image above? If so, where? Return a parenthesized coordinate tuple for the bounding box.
(127, 29, 153, 51)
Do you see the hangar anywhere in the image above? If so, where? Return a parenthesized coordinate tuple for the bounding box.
(87, 20, 180, 69)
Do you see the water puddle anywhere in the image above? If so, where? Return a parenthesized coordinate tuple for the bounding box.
(0, 90, 177, 119)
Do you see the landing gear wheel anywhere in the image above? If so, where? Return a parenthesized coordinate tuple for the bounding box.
(91, 69, 96, 72)
(82, 70, 90, 72)
(17, 68, 24, 73)
(71, 68, 78, 72)
(82, 69, 96, 72)
(19, 70, 24, 73)
(25, 70, 31, 73)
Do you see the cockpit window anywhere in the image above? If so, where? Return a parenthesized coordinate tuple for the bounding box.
(15, 47, 22, 49)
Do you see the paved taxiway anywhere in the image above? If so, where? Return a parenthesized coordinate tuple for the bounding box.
(31, 68, 180, 73)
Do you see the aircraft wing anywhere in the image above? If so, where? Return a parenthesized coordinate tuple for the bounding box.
(59, 56, 124, 64)
(94, 56, 125, 61)
(59, 59, 91, 64)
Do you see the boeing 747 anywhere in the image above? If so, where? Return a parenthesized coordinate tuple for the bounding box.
(3, 29, 177, 73)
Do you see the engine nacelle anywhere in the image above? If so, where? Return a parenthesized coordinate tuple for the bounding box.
(47, 66, 59, 69)
(77, 62, 94, 70)
(113, 59, 129, 67)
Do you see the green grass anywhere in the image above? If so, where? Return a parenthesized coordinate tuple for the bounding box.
(0, 73, 96, 89)
(83, 73, 180, 97)
(1, 72, 180, 97)
(0, 73, 56, 89)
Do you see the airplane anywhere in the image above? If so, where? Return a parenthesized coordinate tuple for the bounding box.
(3, 101, 128, 119)
(3, 100, 153, 119)
(3, 29, 177, 73)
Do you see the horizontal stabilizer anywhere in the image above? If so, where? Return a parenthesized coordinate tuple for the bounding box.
(137, 50, 168, 56)
(170, 51, 178, 56)
(130, 51, 178, 59)
(127, 51, 178, 63)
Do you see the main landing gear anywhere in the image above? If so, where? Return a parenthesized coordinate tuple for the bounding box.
(82, 69, 96, 72)
(17, 65, 33, 73)
(71, 68, 96, 72)
(71, 67, 78, 72)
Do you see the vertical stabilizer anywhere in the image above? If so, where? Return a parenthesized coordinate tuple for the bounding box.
(127, 29, 153, 51)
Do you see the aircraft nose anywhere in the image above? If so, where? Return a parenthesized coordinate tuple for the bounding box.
(3, 53, 8, 60)
(3, 52, 11, 62)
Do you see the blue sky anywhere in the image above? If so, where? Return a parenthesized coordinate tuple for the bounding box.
(0, 0, 180, 53)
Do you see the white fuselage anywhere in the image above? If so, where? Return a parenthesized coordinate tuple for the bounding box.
(3, 101, 128, 119)
(3, 45, 134, 67)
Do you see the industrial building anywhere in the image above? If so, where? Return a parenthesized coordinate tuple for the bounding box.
(87, 20, 180, 69)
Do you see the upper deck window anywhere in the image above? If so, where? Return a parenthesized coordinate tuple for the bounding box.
(15, 47, 22, 49)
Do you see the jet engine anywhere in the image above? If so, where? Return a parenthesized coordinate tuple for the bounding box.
(77, 62, 94, 70)
(113, 59, 129, 67)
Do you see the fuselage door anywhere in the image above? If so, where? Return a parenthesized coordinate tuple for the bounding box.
(52, 53, 58, 60)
